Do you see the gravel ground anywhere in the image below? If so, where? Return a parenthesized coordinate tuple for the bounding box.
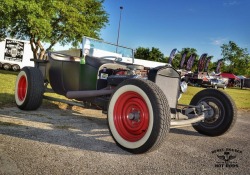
(0, 106, 249, 175)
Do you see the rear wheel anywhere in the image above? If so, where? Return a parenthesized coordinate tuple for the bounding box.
(15, 67, 44, 110)
(190, 89, 237, 136)
(108, 79, 170, 154)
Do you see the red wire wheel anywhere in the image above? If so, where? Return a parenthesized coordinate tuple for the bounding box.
(113, 91, 149, 142)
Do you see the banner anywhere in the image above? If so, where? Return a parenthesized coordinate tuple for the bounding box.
(4, 39, 24, 62)
(215, 59, 224, 73)
(186, 54, 196, 71)
(204, 56, 212, 72)
(197, 53, 207, 72)
(179, 51, 188, 69)
(168, 48, 177, 64)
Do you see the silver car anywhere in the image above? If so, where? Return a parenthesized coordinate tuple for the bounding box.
(210, 79, 227, 89)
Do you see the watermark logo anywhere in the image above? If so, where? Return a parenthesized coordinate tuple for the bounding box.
(211, 148, 242, 168)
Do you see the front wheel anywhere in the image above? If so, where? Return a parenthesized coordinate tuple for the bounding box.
(190, 89, 237, 136)
(108, 79, 171, 154)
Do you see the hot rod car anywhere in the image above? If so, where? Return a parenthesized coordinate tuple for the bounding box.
(14, 37, 237, 154)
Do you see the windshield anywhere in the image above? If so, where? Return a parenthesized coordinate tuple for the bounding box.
(82, 36, 134, 63)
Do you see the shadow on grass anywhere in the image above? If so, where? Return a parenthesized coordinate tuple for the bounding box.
(228, 87, 250, 91)
(0, 92, 69, 109)
(0, 69, 19, 75)
(0, 93, 15, 108)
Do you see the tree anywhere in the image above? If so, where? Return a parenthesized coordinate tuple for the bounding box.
(221, 41, 250, 75)
(0, 0, 108, 59)
(134, 47, 164, 62)
(149, 47, 164, 62)
(233, 56, 250, 76)
(208, 61, 218, 73)
(134, 47, 150, 60)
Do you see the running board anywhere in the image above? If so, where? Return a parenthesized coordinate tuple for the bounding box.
(66, 89, 114, 99)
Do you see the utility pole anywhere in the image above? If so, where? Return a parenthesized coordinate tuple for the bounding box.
(116, 6, 123, 53)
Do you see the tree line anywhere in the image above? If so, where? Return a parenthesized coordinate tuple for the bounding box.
(134, 41, 250, 77)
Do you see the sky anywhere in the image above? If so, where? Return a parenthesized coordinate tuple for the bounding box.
(100, 0, 250, 62)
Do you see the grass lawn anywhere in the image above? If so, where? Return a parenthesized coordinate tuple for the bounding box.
(0, 70, 18, 107)
(1, 69, 250, 110)
(179, 86, 250, 109)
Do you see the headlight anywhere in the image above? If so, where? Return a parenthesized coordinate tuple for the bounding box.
(180, 81, 188, 93)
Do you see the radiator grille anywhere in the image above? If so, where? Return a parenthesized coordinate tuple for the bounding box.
(155, 75, 180, 117)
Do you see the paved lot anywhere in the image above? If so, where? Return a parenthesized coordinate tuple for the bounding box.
(0, 107, 249, 175)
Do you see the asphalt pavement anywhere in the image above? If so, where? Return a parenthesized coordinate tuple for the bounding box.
(0, 107, 249, 175)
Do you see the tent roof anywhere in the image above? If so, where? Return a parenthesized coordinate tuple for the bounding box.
(220, 73, 239, 79)
(237, 75, 246, 79)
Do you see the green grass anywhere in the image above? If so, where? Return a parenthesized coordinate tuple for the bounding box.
(179, 86, 250, 110)
(1, 69, 250, 110)
(0, 70, 18, 107)
(0, 69, 65, 108)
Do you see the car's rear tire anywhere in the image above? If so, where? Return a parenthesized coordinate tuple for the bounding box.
(190, 89, 237, 136)
(15, 67, 44, 110)
(108, 79, 171, 154)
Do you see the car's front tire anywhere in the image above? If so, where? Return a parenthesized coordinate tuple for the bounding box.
(108, 79, 171, 154)
(190, 89, 237, 136)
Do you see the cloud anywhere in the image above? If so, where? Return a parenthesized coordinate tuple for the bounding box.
(223, 1, 239, 6)
(211, 38, 228, 46)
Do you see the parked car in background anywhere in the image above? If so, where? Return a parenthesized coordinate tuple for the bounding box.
(210, 78, 227, 89)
